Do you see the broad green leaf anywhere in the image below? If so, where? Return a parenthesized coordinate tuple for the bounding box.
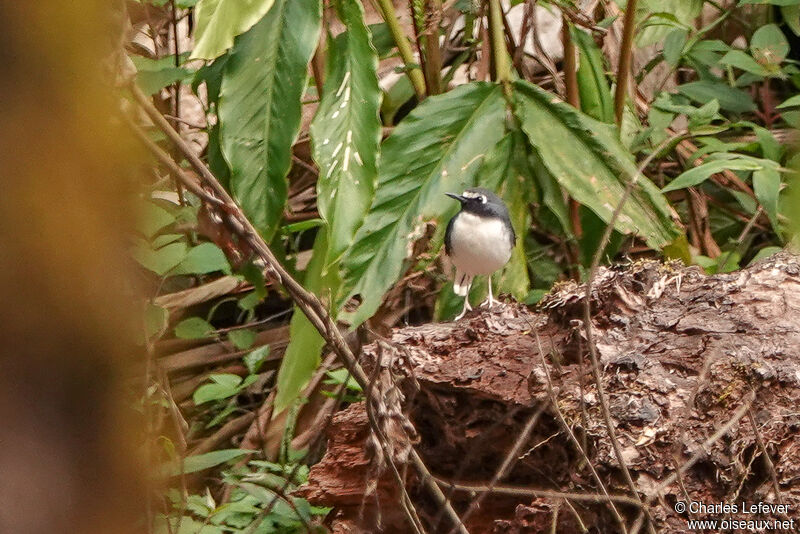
(133, 241, 187, 275)
(663, 29, 688, 67)
(138, 202, 176, 238)
(749, 246, 784, 265)
(131, 54, 192, 95)
(753, 167, 782, 234)
(193, 381, 239, 404)
(174, 317, 215, 339)
(190, 0, 276, 60)
(751, 23, 790, 65)
(662, 158, 764, 192)
(340, 83, 507, 325)
(571, 25, 614, 123)
(219, 0, 321, 241)
(677, 81, 757, 113)
(210, 373, 243, 388)
(168, 449, 254, 476)
(275, 230, 338, 413)
(719, 50, 769, 76)
(311, 0, 381, 267)
(228, 328, 256, 350)
(782, 5, 800, 36)
(175, 243, 231, 275)
(636, 0, 702, 47)
(512, 80, 678, 248)
(776, 94, 800, 108)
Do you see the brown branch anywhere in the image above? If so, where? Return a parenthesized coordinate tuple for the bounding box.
(127, 83, 468, 534)
(449, 403, 549, 532)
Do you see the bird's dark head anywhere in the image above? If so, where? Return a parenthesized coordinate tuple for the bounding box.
(445, 187, 508, 218)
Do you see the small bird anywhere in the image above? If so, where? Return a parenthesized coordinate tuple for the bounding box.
(444, 187, 515, 320)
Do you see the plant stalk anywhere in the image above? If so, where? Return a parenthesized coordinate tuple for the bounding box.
(488, 0, 511, 91)
(375, 0, 427, 99)
(613, 0, 638, 127)
(422, 0, 443, 95)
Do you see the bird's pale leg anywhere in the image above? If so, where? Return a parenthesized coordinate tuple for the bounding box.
(481, 276, 497, 308)
(454, 281, 473, 320)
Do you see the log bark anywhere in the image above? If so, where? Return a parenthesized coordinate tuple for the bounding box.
(298, 252, 800, 533)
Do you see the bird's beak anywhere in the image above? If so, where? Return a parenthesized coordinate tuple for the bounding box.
(445, 192, 466, 203)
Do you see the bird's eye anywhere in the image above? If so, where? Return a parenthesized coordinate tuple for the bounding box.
(480, 195, 487, 204)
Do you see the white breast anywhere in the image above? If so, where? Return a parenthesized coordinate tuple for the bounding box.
(449, 212, 512, 275)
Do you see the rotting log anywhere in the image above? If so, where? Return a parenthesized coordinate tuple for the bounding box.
(298, 252, 800, 533)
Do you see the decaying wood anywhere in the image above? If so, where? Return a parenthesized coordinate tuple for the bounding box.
(299, 252, 800, 533)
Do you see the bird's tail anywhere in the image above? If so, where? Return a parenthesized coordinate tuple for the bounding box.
(453, 269, 473, 297)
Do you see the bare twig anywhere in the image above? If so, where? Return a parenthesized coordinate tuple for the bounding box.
(128, 83, 468, 534)
(449, 403, 549, 532)
(532, 330, 629, 533)
(435, 478, 645, 508)
(747, 407, 784, 504)
(581, 131, 689, 533)
(628, 391, 756, 534)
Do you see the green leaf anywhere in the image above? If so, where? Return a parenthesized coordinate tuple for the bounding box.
(244, 345, 271, 374)
(275, 230, 338, 413)
(750, 23, 790, 65)
(170, 449, 253, 476)
(677, 81, 757, 113)
(749, 246, 784, 265)
(131, 55, 192, 95)
(688, 99, 720, 128)
(340, 82, 507, 325)
(190, 0, 276, 60)
(781, 5, 800, 37)
(228, 328, 256, 350)
(138, 202, 176, 238)
(663, 28, 688, 67)
(175, 243, 232, 275)
(719, 50, 769, 76)
(662, 158, 764, 192)
(753, 167, 782, 234)
(145, 303, 169, 340)
(132, 241, 187, 276)
(311, 0, 381, 267)
(739, 0, 800, 5)
(512, 80, 678, 249)
(193, 382, 239, 404)
(174, 317, 215, 339)
(571, 25, 614, 123)
(776, 94, 800, 108)
(636, 0, 702, 47)
(219, 0, 321, 241)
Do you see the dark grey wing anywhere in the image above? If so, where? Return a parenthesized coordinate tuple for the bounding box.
(444, 214, 457, 256)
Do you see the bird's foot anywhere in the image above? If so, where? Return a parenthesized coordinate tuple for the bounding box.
(480, 296, 500, 309)
(454, 300, 472, 321)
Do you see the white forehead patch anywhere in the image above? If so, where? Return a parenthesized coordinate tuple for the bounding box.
(462, 190, 487, 203)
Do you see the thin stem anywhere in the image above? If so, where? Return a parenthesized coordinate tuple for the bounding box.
(422, 0, 443, 95)
(613, 0, 638, 127)
(488, 0, 511, 91)
(562, 21, 579, 108)
(375, 0, 427, 98)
